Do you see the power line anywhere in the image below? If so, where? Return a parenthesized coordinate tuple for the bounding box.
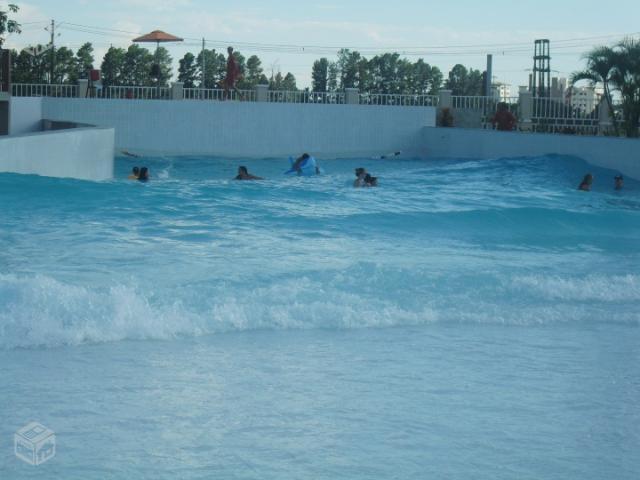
(54, 21, 640, 56)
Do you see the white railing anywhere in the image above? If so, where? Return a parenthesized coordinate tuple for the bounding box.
(11, 83, 79, 98)
(452, 95, 498, 110)
(183, 88, 256, 102)
(531, 97, 600, 134)
(101, 85, 171, 100)
(268, 90, 345, 104)
(360, 93, 438, 107)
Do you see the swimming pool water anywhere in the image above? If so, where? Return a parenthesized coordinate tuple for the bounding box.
(1, 155, 639, 479)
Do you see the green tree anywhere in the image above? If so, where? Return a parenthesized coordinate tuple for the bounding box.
(121, 44, 154, 86)
(178, 52, 198, 88)
(196, 48, 225, 88)
(243, 54, 267, 88)
(71, 42, 94, 83)
(412, 59, 442, 94)
(571, 45, 621, 136)
(281, 72, 297, 91)
(446, 64, 484, 95)
(0, 3, 20, 48)
(269, 71, 283, 90)
(312, 58, 329, 92)
(11, 47, 48, 83)
(445, 64, 468, 95)
(101, 46, 126, 88)
(152, 46, 173, 86)
(52, 46, 75, 83)
(613, 39, 640, 137)
(337, 49, 362, 89)
(327, 61, 338, 92)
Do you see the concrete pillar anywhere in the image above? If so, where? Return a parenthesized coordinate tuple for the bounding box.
(256, 84, 269, 102)
(518, 91, 533, 131)
(78, 79, 89, 98)
(598, 98, 612, 135)
(171, 82, 184, 100)
(345, 87, 359, 105)
(438, 90, 452, 110)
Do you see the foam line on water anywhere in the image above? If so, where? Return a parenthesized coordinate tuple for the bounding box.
(2, 272, 638, 349)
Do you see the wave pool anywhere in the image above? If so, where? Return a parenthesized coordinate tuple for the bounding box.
(1, 154, 639, 479)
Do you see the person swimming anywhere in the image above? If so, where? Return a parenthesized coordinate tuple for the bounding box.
(291, 153, 311, 174)
(578, 173, 593, 191)
(138, 167, 150, 182)
(354, 167, 367, 187)
(234, 166, 263, 180)
(364, 174, 378, 187)
(614, 175, 624, 190)
(128, 167, 140, 180)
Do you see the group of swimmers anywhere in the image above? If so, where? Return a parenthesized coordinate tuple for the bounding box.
(578, 173, 624, 191)
(233, 153, 379, 188)
(128, 166, 150, 182)
(129, 159, 625, 193)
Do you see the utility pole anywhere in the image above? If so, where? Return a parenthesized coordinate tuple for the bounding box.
(201, 38, 206, 89)
(46, 20, 56, 84)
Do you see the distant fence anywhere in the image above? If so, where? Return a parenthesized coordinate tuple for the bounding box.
(8, 82, 617, 136)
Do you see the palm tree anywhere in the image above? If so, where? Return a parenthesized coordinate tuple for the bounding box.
(572, 38, 640, 137)
(611, 39, 640, 137)
(570, 46, 620, 136)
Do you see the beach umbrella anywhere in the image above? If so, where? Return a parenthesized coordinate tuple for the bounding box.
(132, 30, 183, 97)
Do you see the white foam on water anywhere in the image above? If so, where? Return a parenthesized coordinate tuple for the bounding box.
(2, 271, 638, 349)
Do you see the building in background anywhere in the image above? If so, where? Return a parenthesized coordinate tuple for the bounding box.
(568, 85, 601, 113)
(492, 82, 512, 101)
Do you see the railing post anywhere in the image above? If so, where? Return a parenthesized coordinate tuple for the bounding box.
(345, 87, 359, 105)
(78, 79, 88, 98)
(171, 82, 184, 100)
(256, 84, 269, 102)
(597, 98, 612, 135)
(518, 91, 533, 131)
(438, 90, 452, 110)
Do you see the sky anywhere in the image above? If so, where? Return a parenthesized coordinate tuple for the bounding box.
(3, 0, 640, 91)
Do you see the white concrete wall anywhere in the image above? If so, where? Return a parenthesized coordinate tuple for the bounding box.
(0, 127, 115, 180)
(423, 127, 640, 180)
(10, 97, 43, 135)
(42, 98, 435, 158)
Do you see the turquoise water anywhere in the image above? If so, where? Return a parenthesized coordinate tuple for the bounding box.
(1, 155, 639, 478)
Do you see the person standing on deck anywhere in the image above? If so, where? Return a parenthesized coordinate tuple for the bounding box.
(224, 47, 242, 100)
(491, 102, 517, 131)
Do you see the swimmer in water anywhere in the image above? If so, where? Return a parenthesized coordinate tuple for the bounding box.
(234, 166, 263, 180)
(614, 175, 624, 190)
(291, 153, 310, 173)
(354, 167, 367, 187)
(138, 167, 150, 182)
(364, 174, 378, 187)
(128, 166, 140, 180)
(578, 173, 593, 191)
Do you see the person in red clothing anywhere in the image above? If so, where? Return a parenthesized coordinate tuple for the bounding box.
(224, 46, 243, 100)
(491, 102, 517, 131)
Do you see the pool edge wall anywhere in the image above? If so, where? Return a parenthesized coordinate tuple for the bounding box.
(0, 126, 115, 181)
(423, 127, 640, 180)
(41, 98, 435, 159)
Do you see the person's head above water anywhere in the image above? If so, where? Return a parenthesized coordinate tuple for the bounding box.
(615, 175, 624, 190)
(138, 167, 149, 181)
(355, 167, 366, 177)
(578, 173, 593, 191)
(238, 166, 248, 175)
(132, 166, 140, 175)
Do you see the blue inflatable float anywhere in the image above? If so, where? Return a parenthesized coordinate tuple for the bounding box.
(285, 156, 321, 176)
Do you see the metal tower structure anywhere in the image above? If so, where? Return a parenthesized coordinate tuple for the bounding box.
(532, 39, 551, 97)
